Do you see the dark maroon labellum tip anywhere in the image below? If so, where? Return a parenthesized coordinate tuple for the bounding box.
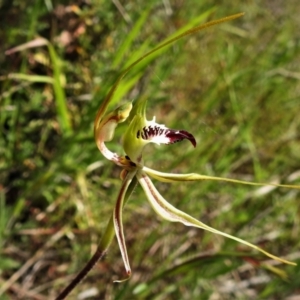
(166, 129, 197, 147)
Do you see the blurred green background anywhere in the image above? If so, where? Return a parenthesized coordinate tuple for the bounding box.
(1, 0, 300, 299)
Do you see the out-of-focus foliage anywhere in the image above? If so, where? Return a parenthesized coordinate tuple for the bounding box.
(1, 0, 300, 299)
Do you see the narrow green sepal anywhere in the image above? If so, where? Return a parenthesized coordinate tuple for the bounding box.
(122, 99, 148, 164)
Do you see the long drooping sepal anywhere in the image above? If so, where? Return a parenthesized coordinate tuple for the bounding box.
(55, 177, 138, 299)
(123, 99, 196, 164)
(136, 170, 296, 266)
(94, 13, 244, 140)
(143, 167, 300, 190)
(113, 170, 137, 282)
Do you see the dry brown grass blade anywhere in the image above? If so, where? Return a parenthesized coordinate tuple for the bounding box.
(0, 227, 68, 297)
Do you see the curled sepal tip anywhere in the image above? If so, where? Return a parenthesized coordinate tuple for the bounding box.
(94, 103, 132, 166)
(94, 102, 132, 143)
(113, 270, 132, 283)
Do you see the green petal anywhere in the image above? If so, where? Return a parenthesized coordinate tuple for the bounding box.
(143, 166, 300, 190)
(122, 99, 146, 164)
(123, 114, 147, 164)
(137, 170, 296, 266)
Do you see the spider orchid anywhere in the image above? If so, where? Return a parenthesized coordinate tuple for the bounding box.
(56, 12, 299, 299)
(95, 97, 299, 282)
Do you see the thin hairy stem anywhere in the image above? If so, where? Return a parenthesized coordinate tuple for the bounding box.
(55, 176, 138, 300)
(55, 247, 107, 300)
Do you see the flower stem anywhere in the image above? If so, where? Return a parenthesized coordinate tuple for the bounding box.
(55, 176, 138, 300)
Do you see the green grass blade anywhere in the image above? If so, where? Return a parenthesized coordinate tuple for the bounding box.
(94, 11, 244, 134)
(47, 44, 72, 135)
(7, 73, 54, 83)
(113, 8, 150, 67)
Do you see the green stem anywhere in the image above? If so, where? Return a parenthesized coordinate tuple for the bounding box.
(55, 176, 138, 300)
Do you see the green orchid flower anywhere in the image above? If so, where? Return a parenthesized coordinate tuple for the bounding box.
(96, 97, 298, 283)
(56, 12, 299, 299)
